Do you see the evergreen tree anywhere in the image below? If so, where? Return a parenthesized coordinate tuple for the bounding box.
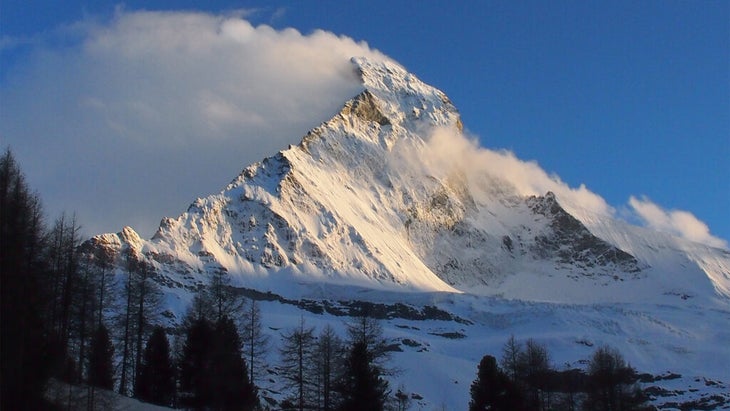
(88, 324, 115, 390)
(211, 316, 257, 411)
(136, 326, 175, 406)
(179, 317, 215, 409)
(179, 315, 257, 410)
(469, 355, 524, 411)
(337, 341, 389, 411)
(0, 149, 53, 409)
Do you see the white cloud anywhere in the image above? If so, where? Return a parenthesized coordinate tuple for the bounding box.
(0, 10, 388, 237)
(629, 196, 727, 249)
(396, 127, 726, 249)
(409, 127, 613, 219)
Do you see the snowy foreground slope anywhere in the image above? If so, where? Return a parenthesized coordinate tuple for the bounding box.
(85, 57, 730, 410)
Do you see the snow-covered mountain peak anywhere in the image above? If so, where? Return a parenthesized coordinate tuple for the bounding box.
(350, 56, 462, 133)
(85, 55, 730, 307)
(76, 56, 730, 410)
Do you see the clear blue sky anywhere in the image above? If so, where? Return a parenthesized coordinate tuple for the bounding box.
(1, 1, 728, 244)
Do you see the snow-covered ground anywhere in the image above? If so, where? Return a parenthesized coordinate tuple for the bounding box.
(246, 285, 730, 410)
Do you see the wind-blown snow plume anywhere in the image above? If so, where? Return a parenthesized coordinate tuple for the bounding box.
(400, 127, 726, 249)
(629, 196, 728, 249)
(427, 128, 612, 218)
(0, 10, 389, 236)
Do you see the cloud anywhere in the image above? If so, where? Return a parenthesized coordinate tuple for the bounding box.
(629, 196, 727, 249)
(396, 127, 726, 249)
(404, 127, 613, 219)
(0, 10, 388, 237)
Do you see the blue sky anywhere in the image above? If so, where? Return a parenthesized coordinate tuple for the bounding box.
(1, 1, 728, 246)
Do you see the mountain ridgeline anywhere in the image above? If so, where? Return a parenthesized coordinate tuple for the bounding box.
(73, 56, 730, 410)
(82, 57, 697, 303)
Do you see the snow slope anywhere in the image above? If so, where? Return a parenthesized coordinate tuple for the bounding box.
(83, 56, 730, 410)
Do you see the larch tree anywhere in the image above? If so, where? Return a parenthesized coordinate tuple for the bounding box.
(279, 317, 317, 411)
(584, 346, 651, 411)
(242, 298, 269, 388)
(500, 334, 522, 382)
(314, 324, 344, 411)
(517, 339, 552, 411)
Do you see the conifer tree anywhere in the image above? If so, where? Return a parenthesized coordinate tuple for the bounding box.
(211, 316, 257, 410)
(0, 149, 53, 409)
(500, 334, 522, 382)
(280, 317, 317, 411)
(133, 259, 162, 394)
(518, 339, 552, 410)
(88, 324, 115, 390)
(337, 341, 389, 411)
(179, 314, 257, 410)
(469, 355, 524, 411)
(136, 326, 175, 406)
(315, 324, 344, 411)
(243, 298, 269, 388)
(345, 315, 390, 372)
(179, 316, 215, 409)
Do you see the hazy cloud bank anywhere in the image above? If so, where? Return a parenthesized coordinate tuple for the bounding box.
(414, 127, 727, 249)
(629, 196, 727, 249)
(1, 9, 386, 236)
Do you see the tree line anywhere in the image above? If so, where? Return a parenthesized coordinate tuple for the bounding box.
(469, 335, 654, 411)
(150, 285, 395, 411)
(1, 149, 171, 409)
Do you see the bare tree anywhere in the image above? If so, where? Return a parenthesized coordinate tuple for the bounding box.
(585, 346, 650, 411)
(242, 298, 269, 388)
(345, 315, 391, 373)
(117, 249, 162, 396)
(205, 268, 245, 322)
(279, 316, 316, 411)
(500, 334, 522, 382)
(314, 324, 344, 411)
(133, 260, 162, 397)
(117, 249, 136, 395)
(518, 339, 552, 411)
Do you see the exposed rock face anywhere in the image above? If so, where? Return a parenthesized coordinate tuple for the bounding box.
(527, 192, 642, 273)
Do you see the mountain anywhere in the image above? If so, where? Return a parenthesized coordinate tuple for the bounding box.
(84, 57, 730, 410)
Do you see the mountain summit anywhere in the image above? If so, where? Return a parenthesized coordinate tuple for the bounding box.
(88, 57, 728, 303)
(82, 56, 730, 409)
